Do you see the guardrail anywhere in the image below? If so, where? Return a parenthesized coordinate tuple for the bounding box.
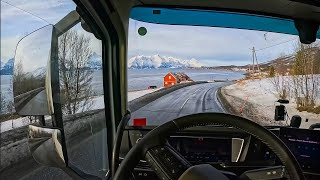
(128, 81, 208, 112)
(14, 87, 45, 112)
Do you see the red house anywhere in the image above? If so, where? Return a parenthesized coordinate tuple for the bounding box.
(163, 72, 192, 87)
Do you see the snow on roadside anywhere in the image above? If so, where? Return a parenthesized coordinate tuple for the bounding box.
(223, 78, 320, 129)
(128, 88, 161, 101)
(1, 88, 160, 132)
(1, 117, 30, 132)
(0, 116, 51, 133)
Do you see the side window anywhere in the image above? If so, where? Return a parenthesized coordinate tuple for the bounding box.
(58, 24, 108, 177)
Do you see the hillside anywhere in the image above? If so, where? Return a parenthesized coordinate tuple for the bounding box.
(0, 58, 14, 75)
(188, 55, 296, 74)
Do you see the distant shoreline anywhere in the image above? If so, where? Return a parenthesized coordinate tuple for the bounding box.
(183, 67, 247, 73)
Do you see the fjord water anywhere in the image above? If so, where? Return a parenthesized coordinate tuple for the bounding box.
(127, 69, 245, 91)
(0, 69, 244, 106)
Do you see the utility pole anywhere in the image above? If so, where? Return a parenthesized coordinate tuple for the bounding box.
(254, 48, 260, 72)
(252, 47, 255, 74)
(251, 47, 260, 74)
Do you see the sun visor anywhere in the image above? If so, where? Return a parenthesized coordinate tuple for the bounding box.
(130, 7, 320, 41)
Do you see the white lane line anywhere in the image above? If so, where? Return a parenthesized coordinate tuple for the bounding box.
(179, 87, 204, 110)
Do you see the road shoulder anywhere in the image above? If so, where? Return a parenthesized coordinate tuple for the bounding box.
(218, 83, 283, 126)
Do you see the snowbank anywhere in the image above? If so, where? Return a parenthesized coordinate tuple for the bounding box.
(223, 78, 320, 128)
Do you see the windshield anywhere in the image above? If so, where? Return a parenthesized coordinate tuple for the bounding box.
(127, 10, 320, 129)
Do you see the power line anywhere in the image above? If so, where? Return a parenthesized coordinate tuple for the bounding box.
(256, 38, 297, 51)
(1, 0, 51, 25)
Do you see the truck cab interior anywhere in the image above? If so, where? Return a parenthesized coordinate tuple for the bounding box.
(5, 0, 320, 180)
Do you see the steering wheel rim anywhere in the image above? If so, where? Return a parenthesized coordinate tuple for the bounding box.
(114, 113, 304, 180)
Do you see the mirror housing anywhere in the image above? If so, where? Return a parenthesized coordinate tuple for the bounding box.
(13, 11, 81, 116)
(13, 25, 54, 116)
(28, 125, 66, 167)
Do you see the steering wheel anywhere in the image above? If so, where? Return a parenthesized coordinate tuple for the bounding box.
(113, 113, 304, 180)
(309, 123, 320, 130)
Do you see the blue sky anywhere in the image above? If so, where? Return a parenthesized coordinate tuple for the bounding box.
(128, 19, 300, 66)
(1, 0, 302, 67)
(1, 0, 101, 69)
(1, 0, 76, 62)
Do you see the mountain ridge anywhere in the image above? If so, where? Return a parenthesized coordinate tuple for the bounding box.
(0, 58, 14, 75)
(188, 55, 296, 73)
(128, 54, 203, 69)
(0, 53, 103, 75)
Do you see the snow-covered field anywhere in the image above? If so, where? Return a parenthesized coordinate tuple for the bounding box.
(0, 75, 14, 113)
(0, 88, 159, 132)
(223, 78, 320, 129)
(0, 116, 53, 133)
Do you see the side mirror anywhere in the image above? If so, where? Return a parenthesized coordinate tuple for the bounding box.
(28, 125, 66, 167)
(274, 105, 286, 121)
(13, 25, 54, 116)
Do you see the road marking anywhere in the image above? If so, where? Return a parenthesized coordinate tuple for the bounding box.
(180, 87, 204, 110)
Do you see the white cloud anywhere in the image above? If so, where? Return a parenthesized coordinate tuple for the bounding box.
(15, 25, 53, 73)
(1, 35, 21, 61)
(1, 0, 76, 61)
(1, 0, 74, 24)
(75, 24, 102, 57)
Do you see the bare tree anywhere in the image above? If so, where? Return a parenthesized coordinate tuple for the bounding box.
(270, 75, 290, 99)
(13, 60, 25, 96)
(269, 65, 275, 77)
(58, 30, 94, 115)
(13, 60, 45, 96)
(291, 42, 320, 110)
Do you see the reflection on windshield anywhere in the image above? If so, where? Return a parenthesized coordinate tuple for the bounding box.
(127, 19, 320, 129)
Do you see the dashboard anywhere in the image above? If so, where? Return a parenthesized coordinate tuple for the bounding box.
(120, 126, 320, 179)
(168, 136, 233, 163)
(279, 127, 320, 173)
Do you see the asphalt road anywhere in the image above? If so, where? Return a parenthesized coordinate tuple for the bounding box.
(18, 90, 49, 115)
(130, 82, 228, 125)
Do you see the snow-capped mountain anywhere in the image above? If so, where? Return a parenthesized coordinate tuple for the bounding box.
(128, 55, 203, 69)
(25, 66, 46, 78)
(87, 52, 102, 70)
(0, 53, 202, 74)
(1, 60, 5, 68)
(1, 58, 14, 75)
